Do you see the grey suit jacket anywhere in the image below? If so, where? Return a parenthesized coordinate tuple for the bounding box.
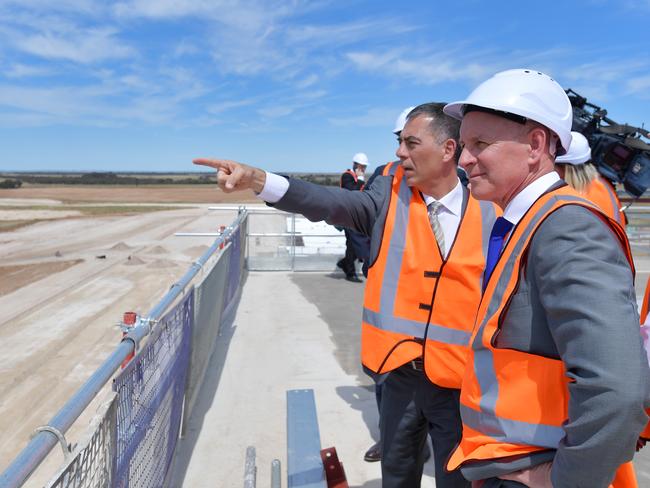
(461, 203, 650, 488)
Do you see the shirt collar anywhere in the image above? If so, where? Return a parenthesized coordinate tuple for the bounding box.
(422, 178, 463, 216)
(502, 172, 561, 225)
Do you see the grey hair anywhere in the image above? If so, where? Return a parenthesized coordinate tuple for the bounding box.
(406, 102, 461, 159)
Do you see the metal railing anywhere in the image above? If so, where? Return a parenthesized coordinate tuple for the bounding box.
(0, 209, 249, 488)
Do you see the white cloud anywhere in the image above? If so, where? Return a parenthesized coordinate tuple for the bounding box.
(256, 89, 327, 119)
(4, 63, 55, 78)
(347, 49, 493, 86)
(12, 27, 135, 63)
(328, 107, 402, 128)
(626, 75, 650, 97)
(207, 99, 257, 115)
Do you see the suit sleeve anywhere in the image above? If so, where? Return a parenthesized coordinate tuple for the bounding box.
(528, 206, 650, 488)
(270, 176, 390, 236)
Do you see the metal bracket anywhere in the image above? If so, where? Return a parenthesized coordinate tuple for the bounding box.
(33, 426, 73, 463)
(320, 447, 348, 488)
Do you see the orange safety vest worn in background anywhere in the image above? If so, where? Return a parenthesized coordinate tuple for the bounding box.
(340, 169, 364, 190)
(448, 185, 633, 473)
(584, 176, 625, 225)
(361, 162, 498, 389)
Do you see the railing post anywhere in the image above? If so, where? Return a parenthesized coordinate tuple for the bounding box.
(291, 213, 296, 271)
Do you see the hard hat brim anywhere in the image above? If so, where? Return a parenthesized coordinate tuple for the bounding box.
(443, 102, 465, 121)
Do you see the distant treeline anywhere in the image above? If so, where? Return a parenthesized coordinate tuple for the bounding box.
(0, 171, 341, 187)
(1, 172, 216, 185)
(0, 178, 22, 189)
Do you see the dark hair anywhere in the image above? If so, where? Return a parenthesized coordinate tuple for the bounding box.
(407, 102, 461, 161)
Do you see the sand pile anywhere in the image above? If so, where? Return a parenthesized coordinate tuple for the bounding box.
(124, 256, 145, 266)
(148, 245, 168, 254)
(110, 242, 133, 251)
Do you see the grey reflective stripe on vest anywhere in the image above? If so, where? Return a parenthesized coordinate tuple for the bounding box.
(478, 199, 497, 290)
(363, 308, 471, 345)
(602, 179, 623, 224)
(378, 168, 412, 319)
(470, 195, 591, 447)
(460, 404, 565, 448)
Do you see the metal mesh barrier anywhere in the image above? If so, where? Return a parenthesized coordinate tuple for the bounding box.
(112, 290, 193, 488)
(183, 244, 231, 428)
(223, 216, 247, 316)
(46, 395, 118, 488)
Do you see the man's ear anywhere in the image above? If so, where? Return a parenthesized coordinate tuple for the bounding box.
(442, 138, 458, 163)
(527, 126, 548, 164)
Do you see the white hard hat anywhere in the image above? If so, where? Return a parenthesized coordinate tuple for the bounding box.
(556, 131, 591, 165)
(352, 152, 368, 166)
(393, 106, 416, 134)
(444, 69, 573, 154)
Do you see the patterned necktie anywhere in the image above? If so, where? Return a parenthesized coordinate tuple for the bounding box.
(427, 201, 445, 257)
(482, 216, 514, 292)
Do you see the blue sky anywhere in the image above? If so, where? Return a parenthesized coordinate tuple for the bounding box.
(0, 0, 649, 173)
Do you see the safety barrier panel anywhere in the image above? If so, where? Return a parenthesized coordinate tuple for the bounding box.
(1, 209, 248, 488)
(112, 290, 193, 488)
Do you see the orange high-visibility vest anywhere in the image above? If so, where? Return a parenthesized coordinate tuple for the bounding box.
(340, 169, 364, 190)
(584, 176, 625, 225)
(361, 162, 498, 388)
(448, 185, 633, 472)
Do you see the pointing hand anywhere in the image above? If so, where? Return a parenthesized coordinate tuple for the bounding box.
(193, 158, 267, 193)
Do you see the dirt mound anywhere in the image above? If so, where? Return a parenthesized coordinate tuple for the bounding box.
(124, 256, 146, 266)
(148, 245, 168, 254)
(110, 242, 133, 251)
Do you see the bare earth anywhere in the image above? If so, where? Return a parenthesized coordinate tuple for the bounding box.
(0, 186, 249, 486)
(0, 185, 258, 204)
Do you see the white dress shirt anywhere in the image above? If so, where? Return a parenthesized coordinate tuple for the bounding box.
(502, 172, 561, 226)
(257, 171, 464, 260)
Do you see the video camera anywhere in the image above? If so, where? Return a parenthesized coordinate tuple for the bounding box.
(566, 89, 650, 198)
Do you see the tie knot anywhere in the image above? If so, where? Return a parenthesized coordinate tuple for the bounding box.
(491, 217, 513, 238)
(428, 201, 443, 214)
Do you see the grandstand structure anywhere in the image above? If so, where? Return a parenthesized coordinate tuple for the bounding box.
(2, 205, 650, 487)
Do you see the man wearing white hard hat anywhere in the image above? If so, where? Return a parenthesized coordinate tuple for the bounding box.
(336, 152, 370, 282)
(442, 69, 649, 487)
(555, 131, 625, 225)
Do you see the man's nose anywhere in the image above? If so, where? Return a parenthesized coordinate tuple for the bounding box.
(395, 143, 407, 160)
(458, 148, 474, 170)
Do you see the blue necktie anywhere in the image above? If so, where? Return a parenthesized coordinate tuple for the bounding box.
(483, 217, 513, 292)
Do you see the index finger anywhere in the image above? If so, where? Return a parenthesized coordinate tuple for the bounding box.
(193, 158, 231, 171)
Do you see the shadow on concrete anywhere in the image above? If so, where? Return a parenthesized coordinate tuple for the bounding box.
(290, 272, 380, 438)
(167, 270, 248, 487)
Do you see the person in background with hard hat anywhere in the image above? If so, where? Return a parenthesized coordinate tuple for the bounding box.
(193, 102, 499, 487)
(336, 152, 370, 283)
(443, 68, 649, 487)
(555, 131, 626, 225)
